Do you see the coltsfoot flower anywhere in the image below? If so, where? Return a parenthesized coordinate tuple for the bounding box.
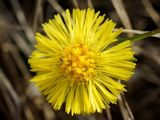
(29, 9, 136, 115)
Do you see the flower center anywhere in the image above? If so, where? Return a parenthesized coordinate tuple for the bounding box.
(60, 43, 96, 83)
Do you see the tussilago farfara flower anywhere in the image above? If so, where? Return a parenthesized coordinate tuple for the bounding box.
(29, 9, 136, 115)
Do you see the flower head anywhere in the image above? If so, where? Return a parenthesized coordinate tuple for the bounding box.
(29, 9, 136, 115)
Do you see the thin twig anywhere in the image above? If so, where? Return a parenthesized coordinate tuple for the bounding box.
(10, 0, 34, 43)
(9, 30, 32, 56)
(135, 45, 160, 65)
(87, 0, 93, 8)
(32, 0, 43, 32)
(5, 43, 31, 81)
(118, 95, 134, 120)
(106, 108, 112, 120)
(142, 0, 160, 27)
(0, 68, 20, 108)
(47, 0, 64, 15)
(24, 105, 35, 120)
(114, 28, 160, 38)
(72, 0, 79, 8)
(111, 0, 133, 36)
(121, 93, 135, 120)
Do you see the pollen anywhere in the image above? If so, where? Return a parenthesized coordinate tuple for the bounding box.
(60, 43, 96, 83)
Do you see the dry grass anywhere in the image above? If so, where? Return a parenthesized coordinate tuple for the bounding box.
(0, 0, 160, 120)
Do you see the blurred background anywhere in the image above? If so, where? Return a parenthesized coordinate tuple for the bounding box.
(0, 0, 160, 120)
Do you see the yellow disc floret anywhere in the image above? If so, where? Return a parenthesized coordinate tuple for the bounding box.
(60, 43, 96, 83)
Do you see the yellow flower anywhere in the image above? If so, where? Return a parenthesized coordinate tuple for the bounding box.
(29, 9, 136, 115)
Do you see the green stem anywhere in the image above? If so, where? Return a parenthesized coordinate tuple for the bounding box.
(118, 28, 160, 42)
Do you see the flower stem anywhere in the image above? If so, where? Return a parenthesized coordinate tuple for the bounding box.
(118, 28, 160, 42)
